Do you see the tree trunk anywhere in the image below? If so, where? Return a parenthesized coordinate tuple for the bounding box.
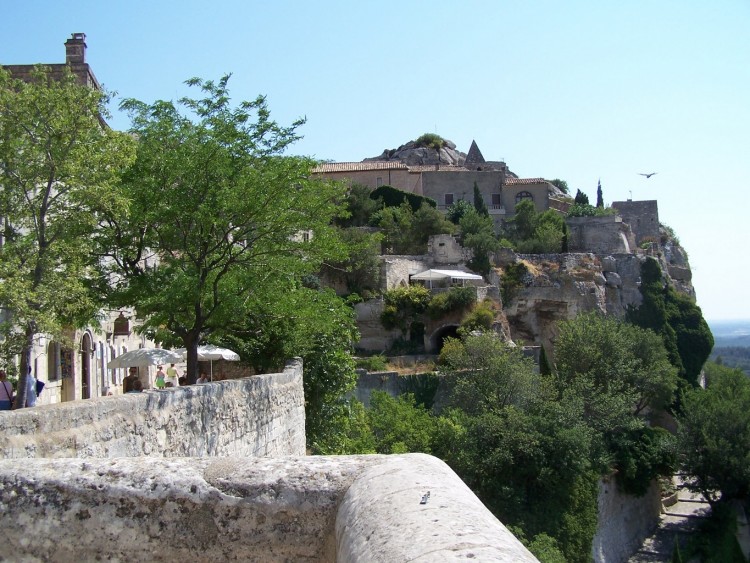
(183, 331, 201, 385)
(13, 326, 34, 409)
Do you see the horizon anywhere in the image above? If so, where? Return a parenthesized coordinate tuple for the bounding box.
(2, 1, 748, 321)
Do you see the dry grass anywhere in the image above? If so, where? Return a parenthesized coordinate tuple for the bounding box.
(386, 358, 437, 375)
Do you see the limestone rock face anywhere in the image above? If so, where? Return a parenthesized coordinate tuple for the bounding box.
(499, 253, 649, 349)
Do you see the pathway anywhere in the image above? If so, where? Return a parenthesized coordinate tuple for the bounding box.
(627, 480, 711, 562)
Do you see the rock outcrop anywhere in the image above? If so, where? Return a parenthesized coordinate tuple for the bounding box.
(365, 138, 466, 166)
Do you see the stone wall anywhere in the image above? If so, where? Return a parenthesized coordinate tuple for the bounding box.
(611, 200, 660, 245)
(593, 475, 662, 563)
(0, 454, 538, 562)
(566, 215, 636, 254)
(0, 360, 306, 459)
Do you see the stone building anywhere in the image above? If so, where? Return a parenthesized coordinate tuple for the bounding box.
(312, 139, 556, 230)
(611, 199, 660, 245)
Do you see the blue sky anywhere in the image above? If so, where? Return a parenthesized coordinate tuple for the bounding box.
(3, 1, 749, 321)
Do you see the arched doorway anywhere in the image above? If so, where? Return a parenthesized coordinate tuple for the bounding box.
(429, 325, 460, 353)
(80, 333, 92, 400)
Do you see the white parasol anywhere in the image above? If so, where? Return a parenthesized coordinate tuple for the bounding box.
(176, 345, 240, 381)
(108, 348, 183, 369)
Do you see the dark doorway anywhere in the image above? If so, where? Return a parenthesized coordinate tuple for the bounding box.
(432, 325, 460, 353)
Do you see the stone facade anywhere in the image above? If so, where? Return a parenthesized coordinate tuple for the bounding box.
(566, 215, 636, 254)
(0, 360, 306, 459)
(611, 200, 660, 245)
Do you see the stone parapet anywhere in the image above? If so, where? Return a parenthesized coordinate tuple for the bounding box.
(0, 359, 306, 459)
(0, 454, 538, 562)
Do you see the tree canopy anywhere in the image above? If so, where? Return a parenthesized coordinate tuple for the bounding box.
(0, 66, 135, 406)
(677, 362, 750, 505)
(97, 75, 348, 382)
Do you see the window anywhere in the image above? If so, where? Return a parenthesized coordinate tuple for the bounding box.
(376, 177, 383, 187)
(491, 193, 502, 208)
(445, 193, 454, 206)
(515, 191, 534, 203)
(47, 341, 60, 381)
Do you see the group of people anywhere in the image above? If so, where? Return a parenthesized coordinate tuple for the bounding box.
(0, 368, 44, 410)
(154, 364, 181, 390)
(122, 364, 212, 394)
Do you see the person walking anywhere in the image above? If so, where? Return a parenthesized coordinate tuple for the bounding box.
(0, 370, 13, 411)
(154, 366, 166, 390)
(166, 363, 180, 387)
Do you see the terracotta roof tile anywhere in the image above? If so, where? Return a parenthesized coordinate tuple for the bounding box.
(312, 162, 408, 173)
(505, 177, 547, 185)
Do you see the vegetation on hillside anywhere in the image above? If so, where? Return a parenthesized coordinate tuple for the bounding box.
(336, 312, 681, 562)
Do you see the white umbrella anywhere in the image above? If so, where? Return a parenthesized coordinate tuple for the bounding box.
(108, 348, 183, 369)
(176, 345, 240, 381)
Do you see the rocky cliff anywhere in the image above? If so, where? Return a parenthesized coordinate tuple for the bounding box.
(495, 228, 696, 353)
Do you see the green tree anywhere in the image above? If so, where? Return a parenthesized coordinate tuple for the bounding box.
(371, 201, 453, 254)
(439, 333, 540, 414)
(554, 312, 678, 423)
(0, 66, 135, 406)
(574, 189, 589, 205)
(221, 284, 359, 450)
(321, 227, 382, 296)
(596, 181, 604, 208)
(554, 312, 678, 491)
(445, 199, 474, 225)
(472, 182, 489, 216)
(367, 391, 437, 454)
(677, 362, 750, 505)
(98, 75, 348, 382)
(628, 257, 713, 386)
(337, 183, 382, 227)
(380, 285, 431, 336)
(459, 208, 499, 275)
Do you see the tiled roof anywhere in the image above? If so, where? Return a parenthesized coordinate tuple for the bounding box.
(406, 165, 469, 172)
(312, 161, 408, 173)
(505, 177, 547, 185)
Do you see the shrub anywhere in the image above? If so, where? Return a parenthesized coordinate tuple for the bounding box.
(370, 184, 436, 212)
(414, 133, 446, 150)
(355, 354, 388, 372)
(501, 262, 528, 303)
(458, 301, 496, 335)
(427, 287, 476, 319)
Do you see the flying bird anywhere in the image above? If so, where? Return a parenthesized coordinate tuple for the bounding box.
(638, 172, 657, 179)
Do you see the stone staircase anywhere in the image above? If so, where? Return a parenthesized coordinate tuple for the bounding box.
(627, 480, 711, 562)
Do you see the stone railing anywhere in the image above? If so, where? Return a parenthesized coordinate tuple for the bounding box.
(0, 454, 539, 562)
(0, 359, 306, 459)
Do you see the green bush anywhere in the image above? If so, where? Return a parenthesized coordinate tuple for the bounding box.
(355, 354, 389, 372)
(501, 262, 528, 303)
(427, 286, 476, 319)
(381, 285, 431, 334)
(566, 203, 616, 217)
(414, 133, 446, 150)
(370, 184, 437, 212)
(458, 301, 496, 335)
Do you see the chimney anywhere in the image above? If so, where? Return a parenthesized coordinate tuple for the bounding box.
(65, 32, 87, 65)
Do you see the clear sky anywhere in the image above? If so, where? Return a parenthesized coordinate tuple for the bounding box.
(3, 1, 749, 321)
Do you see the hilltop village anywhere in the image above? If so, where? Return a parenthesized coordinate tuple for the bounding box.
(313, 136, 692, 362)
(2, 33, 732, 563)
